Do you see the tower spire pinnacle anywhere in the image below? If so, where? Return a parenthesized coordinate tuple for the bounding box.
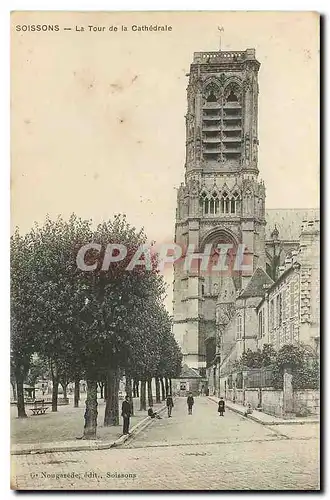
(218, 26, 224, 52)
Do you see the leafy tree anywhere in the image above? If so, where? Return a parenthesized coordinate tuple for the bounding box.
(26, 354, 49, 387)
(260, 344, 277, 367)
(11, 230, 37, 417)
(271, 343, 319, 389)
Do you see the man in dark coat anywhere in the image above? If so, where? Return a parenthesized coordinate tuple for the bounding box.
(121, 395, 131, 435)
(148, 407, 162, 419)
(166, 394, 174, 417)
(218, 397, 225, 416)
(187, 392, 194, 415)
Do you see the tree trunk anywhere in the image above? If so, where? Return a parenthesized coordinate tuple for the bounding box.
(147, 378, 153, 407)
(60, 381, 68, 401)
(99, 382, 104, 400)
(74, 377, 80, 408)
(169, 378, 172, 395)
(50, 359, 59, 412)
(11, 380, 17, 402)
(125, 374, 134, 416)
(104, 379, 108, 401)
(140, 380, 147, 411)
(83, 379, 98, 439)
(160, 378, 166, 401)
(132, 379, 137, 398)
(135, 380, 139, 398)
(155, 377, 161, 403)
(104, 368, 120, 426)
(16, 371, 27, 418)
(165, 378, 169, 397)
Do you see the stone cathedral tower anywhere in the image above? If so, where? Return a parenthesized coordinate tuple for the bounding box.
(173, 48, 267, 373)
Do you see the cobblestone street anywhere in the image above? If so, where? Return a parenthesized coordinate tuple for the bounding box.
(11, 397, 319, 491)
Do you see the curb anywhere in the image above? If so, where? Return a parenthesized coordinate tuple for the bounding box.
(11, 403, 167, 456)
(207, 397, 319, 426)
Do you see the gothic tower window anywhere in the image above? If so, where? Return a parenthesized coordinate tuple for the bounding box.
(221, 192, 230, 213)
(226, 90, 239, 102)
(244, 189, 253, 214)
(230, 191, 240, 214)
(207, 91, 217, 103)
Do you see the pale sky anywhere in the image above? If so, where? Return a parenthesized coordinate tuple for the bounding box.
(11, 11, 319, 309)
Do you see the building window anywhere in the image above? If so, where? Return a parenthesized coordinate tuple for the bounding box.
(207, 91, 217, 103)
(282, 290, 286, 321)
(279, 293, 283, 326)
(201, 284, 205, 296)
(237, 315, 242, 339)
(270, 299, 274, 330)
(200, 190, 241, 217)
(258, 309, 264, 338)
(290, 282, 295, 317)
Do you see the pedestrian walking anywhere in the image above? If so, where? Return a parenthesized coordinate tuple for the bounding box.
(121, 395, 131, 435)
(218, 397, 225, 417)
(166, 394, 174, 417)
(187, 392, 194, 415)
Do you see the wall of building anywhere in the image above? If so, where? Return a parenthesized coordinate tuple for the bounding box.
(293, 390, 320, 416)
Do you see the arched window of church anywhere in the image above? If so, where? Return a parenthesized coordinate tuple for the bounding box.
(210, 198, 215, 214)
(207, 91, 217, 103)
(230, 191, 240, 214)
(211, 192, 220, 215)
(227, 90, 239, 102)
(200, 191, 209, 215)
(244, 189, 253, 214)
(221, 192, 230, 214)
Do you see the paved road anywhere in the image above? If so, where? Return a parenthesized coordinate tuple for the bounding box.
(11, 397, 319, 491)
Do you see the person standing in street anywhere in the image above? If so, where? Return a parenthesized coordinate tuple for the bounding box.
(187, 392, 194, 415)
(166, 394, 174, 417)
(218, 397, 225, 417)
(121, 395, 131, 435)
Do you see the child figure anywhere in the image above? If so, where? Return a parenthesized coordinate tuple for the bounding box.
(218, 397, 225, 417)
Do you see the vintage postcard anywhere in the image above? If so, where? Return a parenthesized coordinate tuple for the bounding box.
(10, 11, 320, 491)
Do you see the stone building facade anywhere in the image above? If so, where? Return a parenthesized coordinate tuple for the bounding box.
(257, 219, 320, 353)
(172, 47, 319, 384)
(173, 48, 266, 373)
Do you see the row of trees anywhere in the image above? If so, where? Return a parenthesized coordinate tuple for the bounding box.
(11, 214, 182, 438)
(233, 343, 319, 390)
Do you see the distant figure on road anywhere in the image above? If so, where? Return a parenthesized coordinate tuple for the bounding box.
(166, 394, 174, 417)
(148, 407, 162, 419)
(187, 392, 194, 415)
(121, 395, 131, 435)
(218, 397, 225, 417)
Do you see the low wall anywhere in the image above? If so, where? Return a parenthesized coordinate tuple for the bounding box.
(261, 389, 284, 417)
(224, 383, 320, 417)
(226, 389, 234, 401)
(244, 389, 260, 409)
(235, 389, 244, 404)
(293, 390, 320, 416)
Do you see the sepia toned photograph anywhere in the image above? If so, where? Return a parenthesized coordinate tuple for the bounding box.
(10, 10, 320, 491)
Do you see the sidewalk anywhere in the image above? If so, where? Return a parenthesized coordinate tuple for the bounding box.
(208, 396, 319, 426)
(11, 401, 167, 456)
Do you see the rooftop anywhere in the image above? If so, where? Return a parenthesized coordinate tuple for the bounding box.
(193, 48, 257, 64)
(239, 267, 274, 300)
